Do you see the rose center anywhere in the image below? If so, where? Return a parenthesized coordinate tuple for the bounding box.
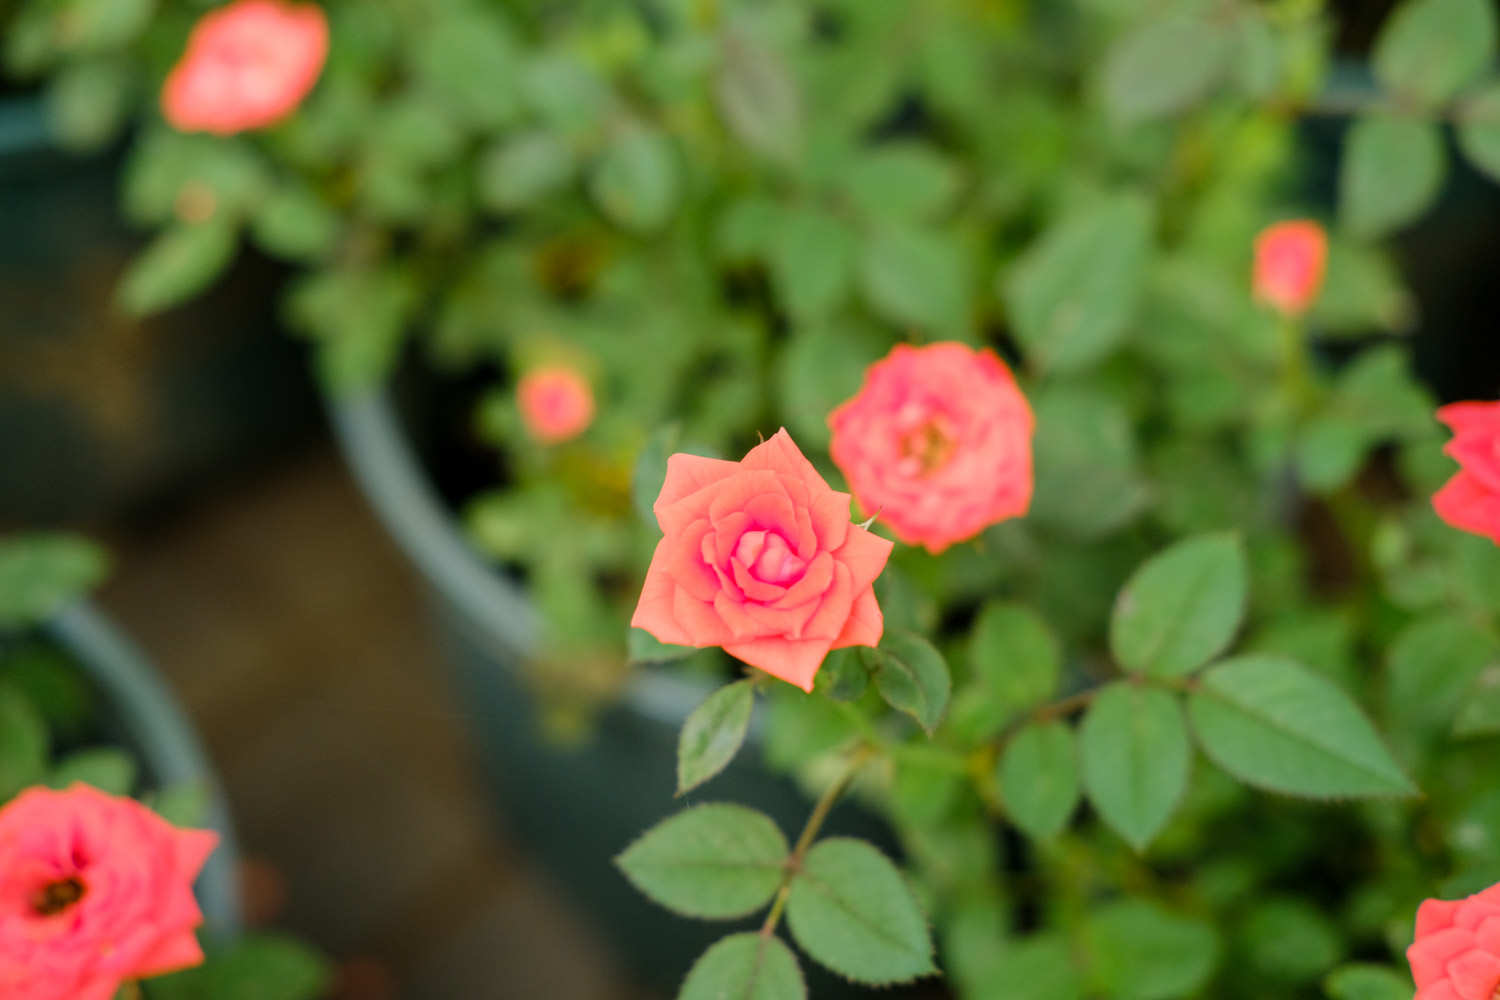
(734, 530, 807, 585)
(30, 876, 87, 917)
(897, 416, 956, 476)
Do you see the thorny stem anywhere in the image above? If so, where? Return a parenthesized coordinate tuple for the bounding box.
(760, 744, 874, 939)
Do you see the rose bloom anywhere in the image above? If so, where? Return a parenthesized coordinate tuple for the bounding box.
(161, 0, 329, 135)
(517, 366, 595, 444)
(1252, 219, 1328, 316)
(632, 430, 893, 691)
(0, 784, 218, 1000)
(828, 342, 1033, 553)
(1433, 401, 1500, 544)
(1408, 883, 1500, 1000)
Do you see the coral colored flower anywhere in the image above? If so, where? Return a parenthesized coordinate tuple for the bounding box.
(161, 0, 329, 135)
(0, 784, 219, 1000)
(517, 366, 595, 444)
(827, 342, 1033, 553)
(631, 430, 893, 691)
(1433, 401, 1500, 544)
(1253, 219, 1328, 316)
(1407, 883, 1500, 1000)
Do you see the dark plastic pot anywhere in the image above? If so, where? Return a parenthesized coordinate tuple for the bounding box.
(0, 97, 317, 522)
(44, 601, 242, 939)
(329, 390, 888, 993)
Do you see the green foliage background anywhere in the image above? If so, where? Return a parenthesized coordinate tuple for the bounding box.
(10, 0, 1500, 996)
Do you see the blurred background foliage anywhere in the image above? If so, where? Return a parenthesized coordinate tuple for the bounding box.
(9, 0, 1500, 996)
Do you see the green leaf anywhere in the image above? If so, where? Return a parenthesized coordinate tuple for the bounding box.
(862, 630, 952, 735)
(1085, 900, 1220, 1000)
(814, 648, 869, 702)
(775, 319, 886, 450)
(716, 32, 802, 165)
(999, 721, 1080, 840)
(632, 424, 682, 527)
(45, 58, 131, 152)
(680, 933, 806, 1000)
(1373, 0, 1496, 107)
(48, 748, 137, 796)
(0, 534, 109, 627)
(1004, 193, 1152, 372)
(770, 208, 854, 320)
(1386, 614, 1495, 733)
(628, 628, 699, 666)
(143, 781, 211, 828)
(0, 686, 48, 801)
(1188, 655, 1416, 798)
(843, 143, 961, 223)
(969, 602, 1061, 724)
(411, 11, 520, 131)
(785, 838, 936, 985)
(117, 219, 238, 317)
(1100, 16, 1231, 123)
(617, 804, 788, 919)
(590, 127, 680, 233)
(1339, 115, 1446, 239)
(122, 129, 271, 227)
(521, 54, 609, 134)
(857, 225, 967, 332)
(1030, 387, 1150, 538)
(1240, 898, 1342, 982)
(251, 185, 340, 262)
(1324, 964, 1412, 1000)
(954, 930, 1085, 1000)
(1457, 83, 1500, 183)
(478, 131, 576, 212)
(678, 680, 756, 795)
(1110, 533, 1248, 679)
(1454, 665, 1500, 737)
(147, 934, 331, 1000)
(1079, 683, 1191, 850)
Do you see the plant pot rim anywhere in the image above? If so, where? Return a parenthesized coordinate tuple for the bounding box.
(44, 601, 243, 940)
(327, 388, 720, 729)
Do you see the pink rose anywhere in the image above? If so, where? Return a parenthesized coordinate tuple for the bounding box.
(1253, 219, 1327, 317)
(1433, 401, 1500, 544)
(161, 0, 329, 136)
(0, 784, 219, 1000)
(1407, 883, 1500, 1000)
(517, 366, 595, 444)
(827, 342, 1033, 553)
(631, 430, 893, 691)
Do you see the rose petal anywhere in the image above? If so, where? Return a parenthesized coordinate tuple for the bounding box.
(1444, 947, 1500, 1000)
(655, 455, 741, 532)
(836, 527, 895, 592)
(1438, 402, 1500, 436)
(1434, 470, 1500, 544)
(1420, 899, 1467, 937)
(1410, 928, 1476, 987)
(724, 636, 833, 692)
(132, 928, 207, 980)
(831, 587, 884, 649)
(741, 429, 827, 493)
(1448, 432, 1500, 492)
(631, 542, 694, 645)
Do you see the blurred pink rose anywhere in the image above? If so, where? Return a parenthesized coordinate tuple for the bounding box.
(517, 366, 595, 444)
(0, 784, 218, 1000)
(1408, 882, 1500, 1000)
(162, 0, 328, 135)
(1433, 400, 1500, 544)
(631, 430, 892, 691)
(828, 342, 1033, 553)
(1253, 219, 1327, 317)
